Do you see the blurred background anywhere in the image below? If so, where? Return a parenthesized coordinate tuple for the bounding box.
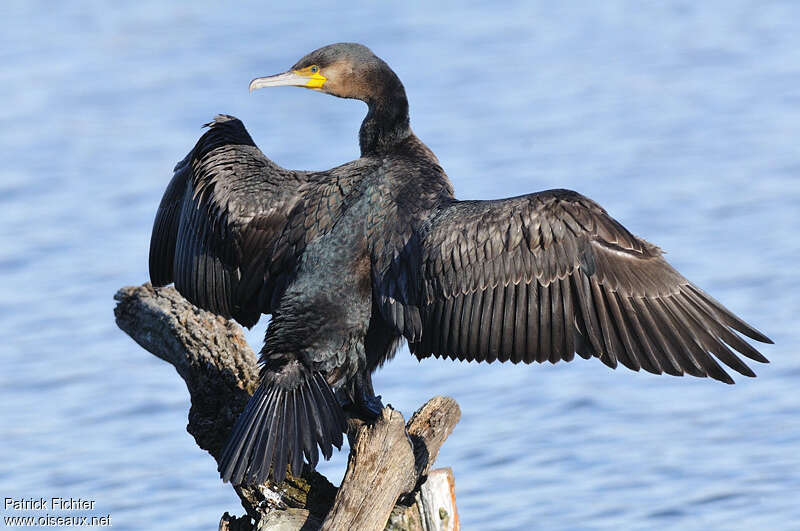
(2, 1, 799, 529)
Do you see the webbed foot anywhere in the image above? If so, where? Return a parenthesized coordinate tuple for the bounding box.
(357, 391, 384, 420)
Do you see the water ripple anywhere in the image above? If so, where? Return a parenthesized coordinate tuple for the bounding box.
(2, 2, 799, 530)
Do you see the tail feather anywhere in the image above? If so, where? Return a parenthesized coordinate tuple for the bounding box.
(295, 391, 317, 468)
(219, 385, 271, 482)
(311, 374, 344, 453)
(219, 371, 345, 485)
(288, 393, 304, 479)
(250, 387, 279, 483)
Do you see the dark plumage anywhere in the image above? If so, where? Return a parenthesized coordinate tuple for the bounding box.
(149, 43, 772, 486)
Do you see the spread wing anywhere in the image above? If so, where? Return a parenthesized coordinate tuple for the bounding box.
(149, 115, 307, 327)
(393, 189, 771, 383)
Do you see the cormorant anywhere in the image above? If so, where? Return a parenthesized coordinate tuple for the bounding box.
(149, 43, 772, 486)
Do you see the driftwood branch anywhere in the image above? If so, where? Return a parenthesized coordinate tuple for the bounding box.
(114, 283, 460, 530)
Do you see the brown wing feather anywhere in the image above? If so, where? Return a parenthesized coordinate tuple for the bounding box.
(404, 189, 771, 383)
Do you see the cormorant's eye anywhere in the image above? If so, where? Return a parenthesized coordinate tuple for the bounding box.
(310, 65, 319, 74)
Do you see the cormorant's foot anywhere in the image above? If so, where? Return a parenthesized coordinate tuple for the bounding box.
(356, 393, 384, 421)
(336, 387, 354, 410)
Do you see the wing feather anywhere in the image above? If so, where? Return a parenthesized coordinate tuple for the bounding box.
(512, 282, 528, 363)
(525, 280, 539, 363)
(537, 282, 551, 363)
(148, 115, 308, 326)
(560, 277, 576, 363)
(402, 189, 770, 383)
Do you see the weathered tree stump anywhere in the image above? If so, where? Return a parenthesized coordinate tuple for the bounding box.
(114, 283, 461, 530)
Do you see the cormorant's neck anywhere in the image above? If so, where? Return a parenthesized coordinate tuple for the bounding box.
(359, 69, 411, 157)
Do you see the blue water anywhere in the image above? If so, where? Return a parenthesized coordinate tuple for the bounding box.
(2, 2, 799, 529)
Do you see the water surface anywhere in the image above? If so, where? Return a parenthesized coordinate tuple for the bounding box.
(2, 2, 799, 529)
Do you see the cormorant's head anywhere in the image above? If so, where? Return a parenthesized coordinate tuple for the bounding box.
(249, 43, 397, 104)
